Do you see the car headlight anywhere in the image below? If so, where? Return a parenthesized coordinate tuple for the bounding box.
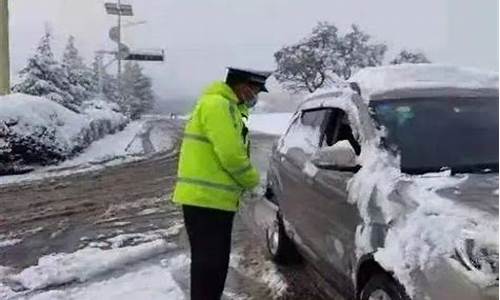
(451, 238, 499, 286)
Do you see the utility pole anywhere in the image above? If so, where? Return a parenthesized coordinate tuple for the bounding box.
(117, 0, 121, 93)
(0, 0, 10, 95)
(104, 1, 132, 97)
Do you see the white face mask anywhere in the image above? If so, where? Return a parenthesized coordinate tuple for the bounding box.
(246, 94, 259, 108)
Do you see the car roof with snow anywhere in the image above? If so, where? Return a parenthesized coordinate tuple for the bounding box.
(349, 64, 499, 101)
(296, 64, 499, 112)
(297, 83, 359, 111)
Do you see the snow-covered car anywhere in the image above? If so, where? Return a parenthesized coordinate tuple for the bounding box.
(262, 64, 499, 300)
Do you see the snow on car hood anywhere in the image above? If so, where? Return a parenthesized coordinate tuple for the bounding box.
(348, 137, 498, 298)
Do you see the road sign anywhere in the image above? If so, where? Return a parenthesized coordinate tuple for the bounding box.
(123, 50, 165, 62)
(105, 3, 133, 16)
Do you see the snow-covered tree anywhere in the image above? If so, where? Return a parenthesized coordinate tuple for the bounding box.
(337, 24, 387, 79)
(12, 30, 77, 111)
(121, 62, 154, 119)
(91, 54, 120, 104)
(274, 43, 331, 93)
(62, 35, 96, 105)
(274, 22, 387, 93)
(390, 50, 431, 64)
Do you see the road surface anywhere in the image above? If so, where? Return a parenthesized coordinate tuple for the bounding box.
(0, 119, 337, 299)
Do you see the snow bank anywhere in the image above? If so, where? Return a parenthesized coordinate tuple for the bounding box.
(23, 265, 185, 300)
(0, 94, 128, 170)
(57, 120, 145, 168)
(10, 239, 174, 290)
(350, 64, 499, 101)
(0, 238, 22, 248)
(247, 113, 293, 136)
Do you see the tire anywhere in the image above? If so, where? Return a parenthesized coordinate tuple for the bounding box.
(265, 213, 300, 264)
(359, 273, 410, 300)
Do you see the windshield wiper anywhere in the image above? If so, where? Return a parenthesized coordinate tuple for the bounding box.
(401, 166, 447, 175)
(402, 164, 499, 175)
(450, 163, 499, 174)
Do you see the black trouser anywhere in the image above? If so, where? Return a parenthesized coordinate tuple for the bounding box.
(182, 205, 235, 300)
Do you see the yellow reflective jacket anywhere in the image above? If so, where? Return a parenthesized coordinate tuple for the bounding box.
(172, 81, 260, 212)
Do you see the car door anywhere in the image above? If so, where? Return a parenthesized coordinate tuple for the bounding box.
(275, 108, 331, 263)
(299, 109, 363, 295)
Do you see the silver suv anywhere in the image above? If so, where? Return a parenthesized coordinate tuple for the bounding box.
(263, 65, 499, 300)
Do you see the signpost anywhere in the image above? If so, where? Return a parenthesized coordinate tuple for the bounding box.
(104, 1, 134, 94)
(104, 2, 133, 16)
(123, 50, 165, 62)
(0, 0, 10, 95)
(103, 1, 164, 96)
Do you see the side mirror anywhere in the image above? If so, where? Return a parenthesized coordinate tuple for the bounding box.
(311, 140, 360, 172)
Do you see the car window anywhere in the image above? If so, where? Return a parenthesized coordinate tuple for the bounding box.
(321, 109, 362, 155)
(278, 109, 330, 155)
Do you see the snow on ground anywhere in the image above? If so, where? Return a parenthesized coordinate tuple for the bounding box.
(0, 94, 128, 165)
(58, 115, 174, 168)
(104, 226, 183, 249)
(247, 113, 293, 136)
(0, 116, 175, 187)
(10, 239, 175, 291)
(0, 219, 191, 299)
(231, 251, 289, 299)
(57, 120, 145, 167)
(1, 225, 289, 299)
(24, 265, 185, 300)
(0, 238, 22, 248)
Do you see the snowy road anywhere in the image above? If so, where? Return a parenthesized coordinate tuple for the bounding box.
(0, 118, 336, 299)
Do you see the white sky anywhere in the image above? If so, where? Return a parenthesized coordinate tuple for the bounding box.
(8, 0, 499, 102)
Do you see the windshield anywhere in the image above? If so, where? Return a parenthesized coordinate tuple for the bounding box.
(371, 96, 499, 174)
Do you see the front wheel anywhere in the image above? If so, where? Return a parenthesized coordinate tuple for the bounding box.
(265, 213, 300, 264)
(359, 273, 410, 300)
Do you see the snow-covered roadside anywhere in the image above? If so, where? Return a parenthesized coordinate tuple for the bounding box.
(1, 244, 185, 300)
(57, 120, 146, 167)
(0, 224, 185, 300)
(1, 227, 291, 300)
(11, 240, 175, 291)
(0, 95, 128, 168)
(24, 265, 185, 300)
(0, 238, 22, 248)
(0, 116, 175, 187)
(247, 113, 293, 136)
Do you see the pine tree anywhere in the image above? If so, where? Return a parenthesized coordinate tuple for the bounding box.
(62, 36, 96, 105)
(91, 54, 120, 104)
(12, 30, 76, 111)
(122, 62, 154, 119)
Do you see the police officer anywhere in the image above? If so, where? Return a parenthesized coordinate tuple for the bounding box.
(173, 67, 271, 300)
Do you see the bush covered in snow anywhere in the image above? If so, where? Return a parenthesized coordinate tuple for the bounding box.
(0, 94, 128, 173)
